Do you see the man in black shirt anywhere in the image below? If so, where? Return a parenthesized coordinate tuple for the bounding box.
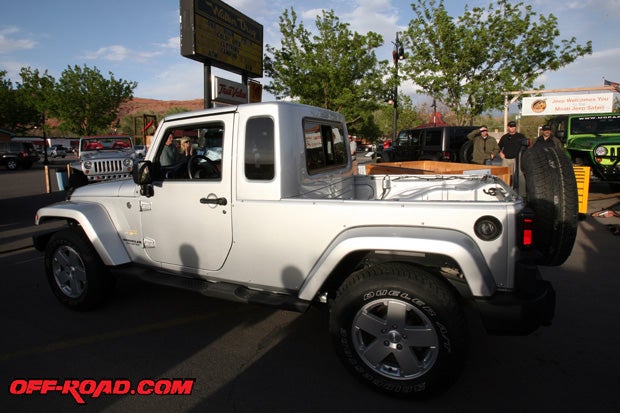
(499, 121, 528, 186)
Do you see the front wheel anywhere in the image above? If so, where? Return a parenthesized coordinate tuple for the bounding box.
(45, 228, 114, 310)
(329, 263, 468, 398)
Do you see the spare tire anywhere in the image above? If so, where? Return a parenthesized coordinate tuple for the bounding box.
(459, 140, 473, 163)
(521, 146, 578, 266)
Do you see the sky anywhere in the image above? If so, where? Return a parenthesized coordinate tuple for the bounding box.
(1, 0, 619, 109)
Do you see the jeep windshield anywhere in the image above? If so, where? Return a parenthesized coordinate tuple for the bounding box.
(81, 137, 133, 151)
(571, 115, 620, 135)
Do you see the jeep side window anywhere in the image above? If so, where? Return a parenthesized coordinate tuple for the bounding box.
(245, 117, 275, 181)
(425, 130, 442, 147)
(410, 130, 422, 145)
(304, 119, 347, 174)
(395, 131, 410, 146)
(156, 122, 224, 180)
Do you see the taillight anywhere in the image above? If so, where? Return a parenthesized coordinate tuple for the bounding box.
(442, 151, 451, 161)
(522, 218, 533, 246)
(20, 151, 27, 158)
(518, 207, 535, 249)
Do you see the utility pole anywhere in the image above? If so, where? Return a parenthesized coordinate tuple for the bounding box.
(392, 32, 405, 140)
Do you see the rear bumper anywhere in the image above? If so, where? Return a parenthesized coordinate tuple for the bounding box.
(475, 262, 555, 335)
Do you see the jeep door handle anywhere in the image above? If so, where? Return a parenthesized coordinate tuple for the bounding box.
(200, 197, 227, 206)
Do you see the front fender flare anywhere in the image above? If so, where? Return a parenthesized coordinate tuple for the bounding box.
(36, 201, 130, 266)
(298, 226, 497, 301)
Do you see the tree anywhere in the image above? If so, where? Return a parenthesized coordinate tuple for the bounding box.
(0, 69, 53, 133)
(401, 0, 592, 125)
(264, 8, 390, 125)
(373, 93, 422, 138)
(51, 65, 137, 136)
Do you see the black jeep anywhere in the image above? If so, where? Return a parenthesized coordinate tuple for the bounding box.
(378, 126, 478, 163)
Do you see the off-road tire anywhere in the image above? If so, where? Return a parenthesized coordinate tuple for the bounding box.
(45, 228, 113, 310)
(522, 145, 578, 266)
(330, 263, 468, 398)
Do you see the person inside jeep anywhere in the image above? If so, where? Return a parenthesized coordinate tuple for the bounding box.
(160, 133, 183, 166)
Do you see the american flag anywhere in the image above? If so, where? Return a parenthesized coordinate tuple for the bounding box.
(604, 79, 620, 92)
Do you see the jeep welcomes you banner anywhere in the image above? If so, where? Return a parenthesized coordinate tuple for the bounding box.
(521, 92, 614, 116)
(522, 93, 614, 116)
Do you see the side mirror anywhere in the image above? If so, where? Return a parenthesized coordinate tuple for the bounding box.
(133, 161, 154, 197)
(133, 160, 152, 185)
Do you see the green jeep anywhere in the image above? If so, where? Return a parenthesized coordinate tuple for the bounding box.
(548, 113, 620, 187)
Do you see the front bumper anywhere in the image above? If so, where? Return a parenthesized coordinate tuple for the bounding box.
(475, 261, 555, 335)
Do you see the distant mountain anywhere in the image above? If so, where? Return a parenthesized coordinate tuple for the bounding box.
(118, 97, 204, 118)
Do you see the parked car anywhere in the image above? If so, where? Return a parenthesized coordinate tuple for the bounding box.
(45, 145, 67, 158)
(0, 141, 39, 170)
(377, 126, 479, 163)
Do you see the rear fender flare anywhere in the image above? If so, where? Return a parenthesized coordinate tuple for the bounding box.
(298, 226, 497, 301)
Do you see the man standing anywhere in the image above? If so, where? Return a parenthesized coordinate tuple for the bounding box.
(499, 121, 528, 185)
(533, 125, 563, 150)
(466, 125, 500, 164)
(348, 135, 358, 174)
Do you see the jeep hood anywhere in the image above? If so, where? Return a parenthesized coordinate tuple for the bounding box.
(80, 150, 135, 160)
(70, 179, 137, 198)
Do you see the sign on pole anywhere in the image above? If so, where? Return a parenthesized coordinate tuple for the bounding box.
(180, 0, 263, 78)
(212, 76, 248, 105)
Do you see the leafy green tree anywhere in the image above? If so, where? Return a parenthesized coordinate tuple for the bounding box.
(0, 71, 12, 129)
(0, 71, 26, 131)
(401, 0, 592, 125)
(264, 8, 390, 125)
(1, 68, 54, 133)
(51, 65, 137, 136)
(373, 93, 422, 138)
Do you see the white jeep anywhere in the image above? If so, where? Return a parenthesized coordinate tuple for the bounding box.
(34, 102, 577, 398)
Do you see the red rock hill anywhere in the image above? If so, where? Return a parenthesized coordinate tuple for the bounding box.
(118, 97, 204, 118)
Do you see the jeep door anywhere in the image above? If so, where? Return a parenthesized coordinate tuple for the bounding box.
(138, 116, 233, 272)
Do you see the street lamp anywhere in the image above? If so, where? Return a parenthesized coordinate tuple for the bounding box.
(392, 32, 405, 140)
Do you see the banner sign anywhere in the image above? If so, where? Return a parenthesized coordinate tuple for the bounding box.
(212, 76, 248, 105)
(522, 93, 613, 116)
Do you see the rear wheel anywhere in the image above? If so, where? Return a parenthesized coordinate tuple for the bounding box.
(6, 159, 18, 170)
(330, 263, 468, 398)
(45, 228, 114, 310)
(522, 145, 578, 266)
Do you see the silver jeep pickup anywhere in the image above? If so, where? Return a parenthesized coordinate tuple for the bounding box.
(34, 101, 577, 398)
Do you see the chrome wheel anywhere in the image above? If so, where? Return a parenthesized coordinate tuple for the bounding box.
(351, 298, 439, 380)
(51, 245, 87, 298)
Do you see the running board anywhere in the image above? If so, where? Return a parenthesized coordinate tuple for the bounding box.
(111, 267, 310, 312)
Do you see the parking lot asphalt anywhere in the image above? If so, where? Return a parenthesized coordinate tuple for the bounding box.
(0, 161, 70, 254)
